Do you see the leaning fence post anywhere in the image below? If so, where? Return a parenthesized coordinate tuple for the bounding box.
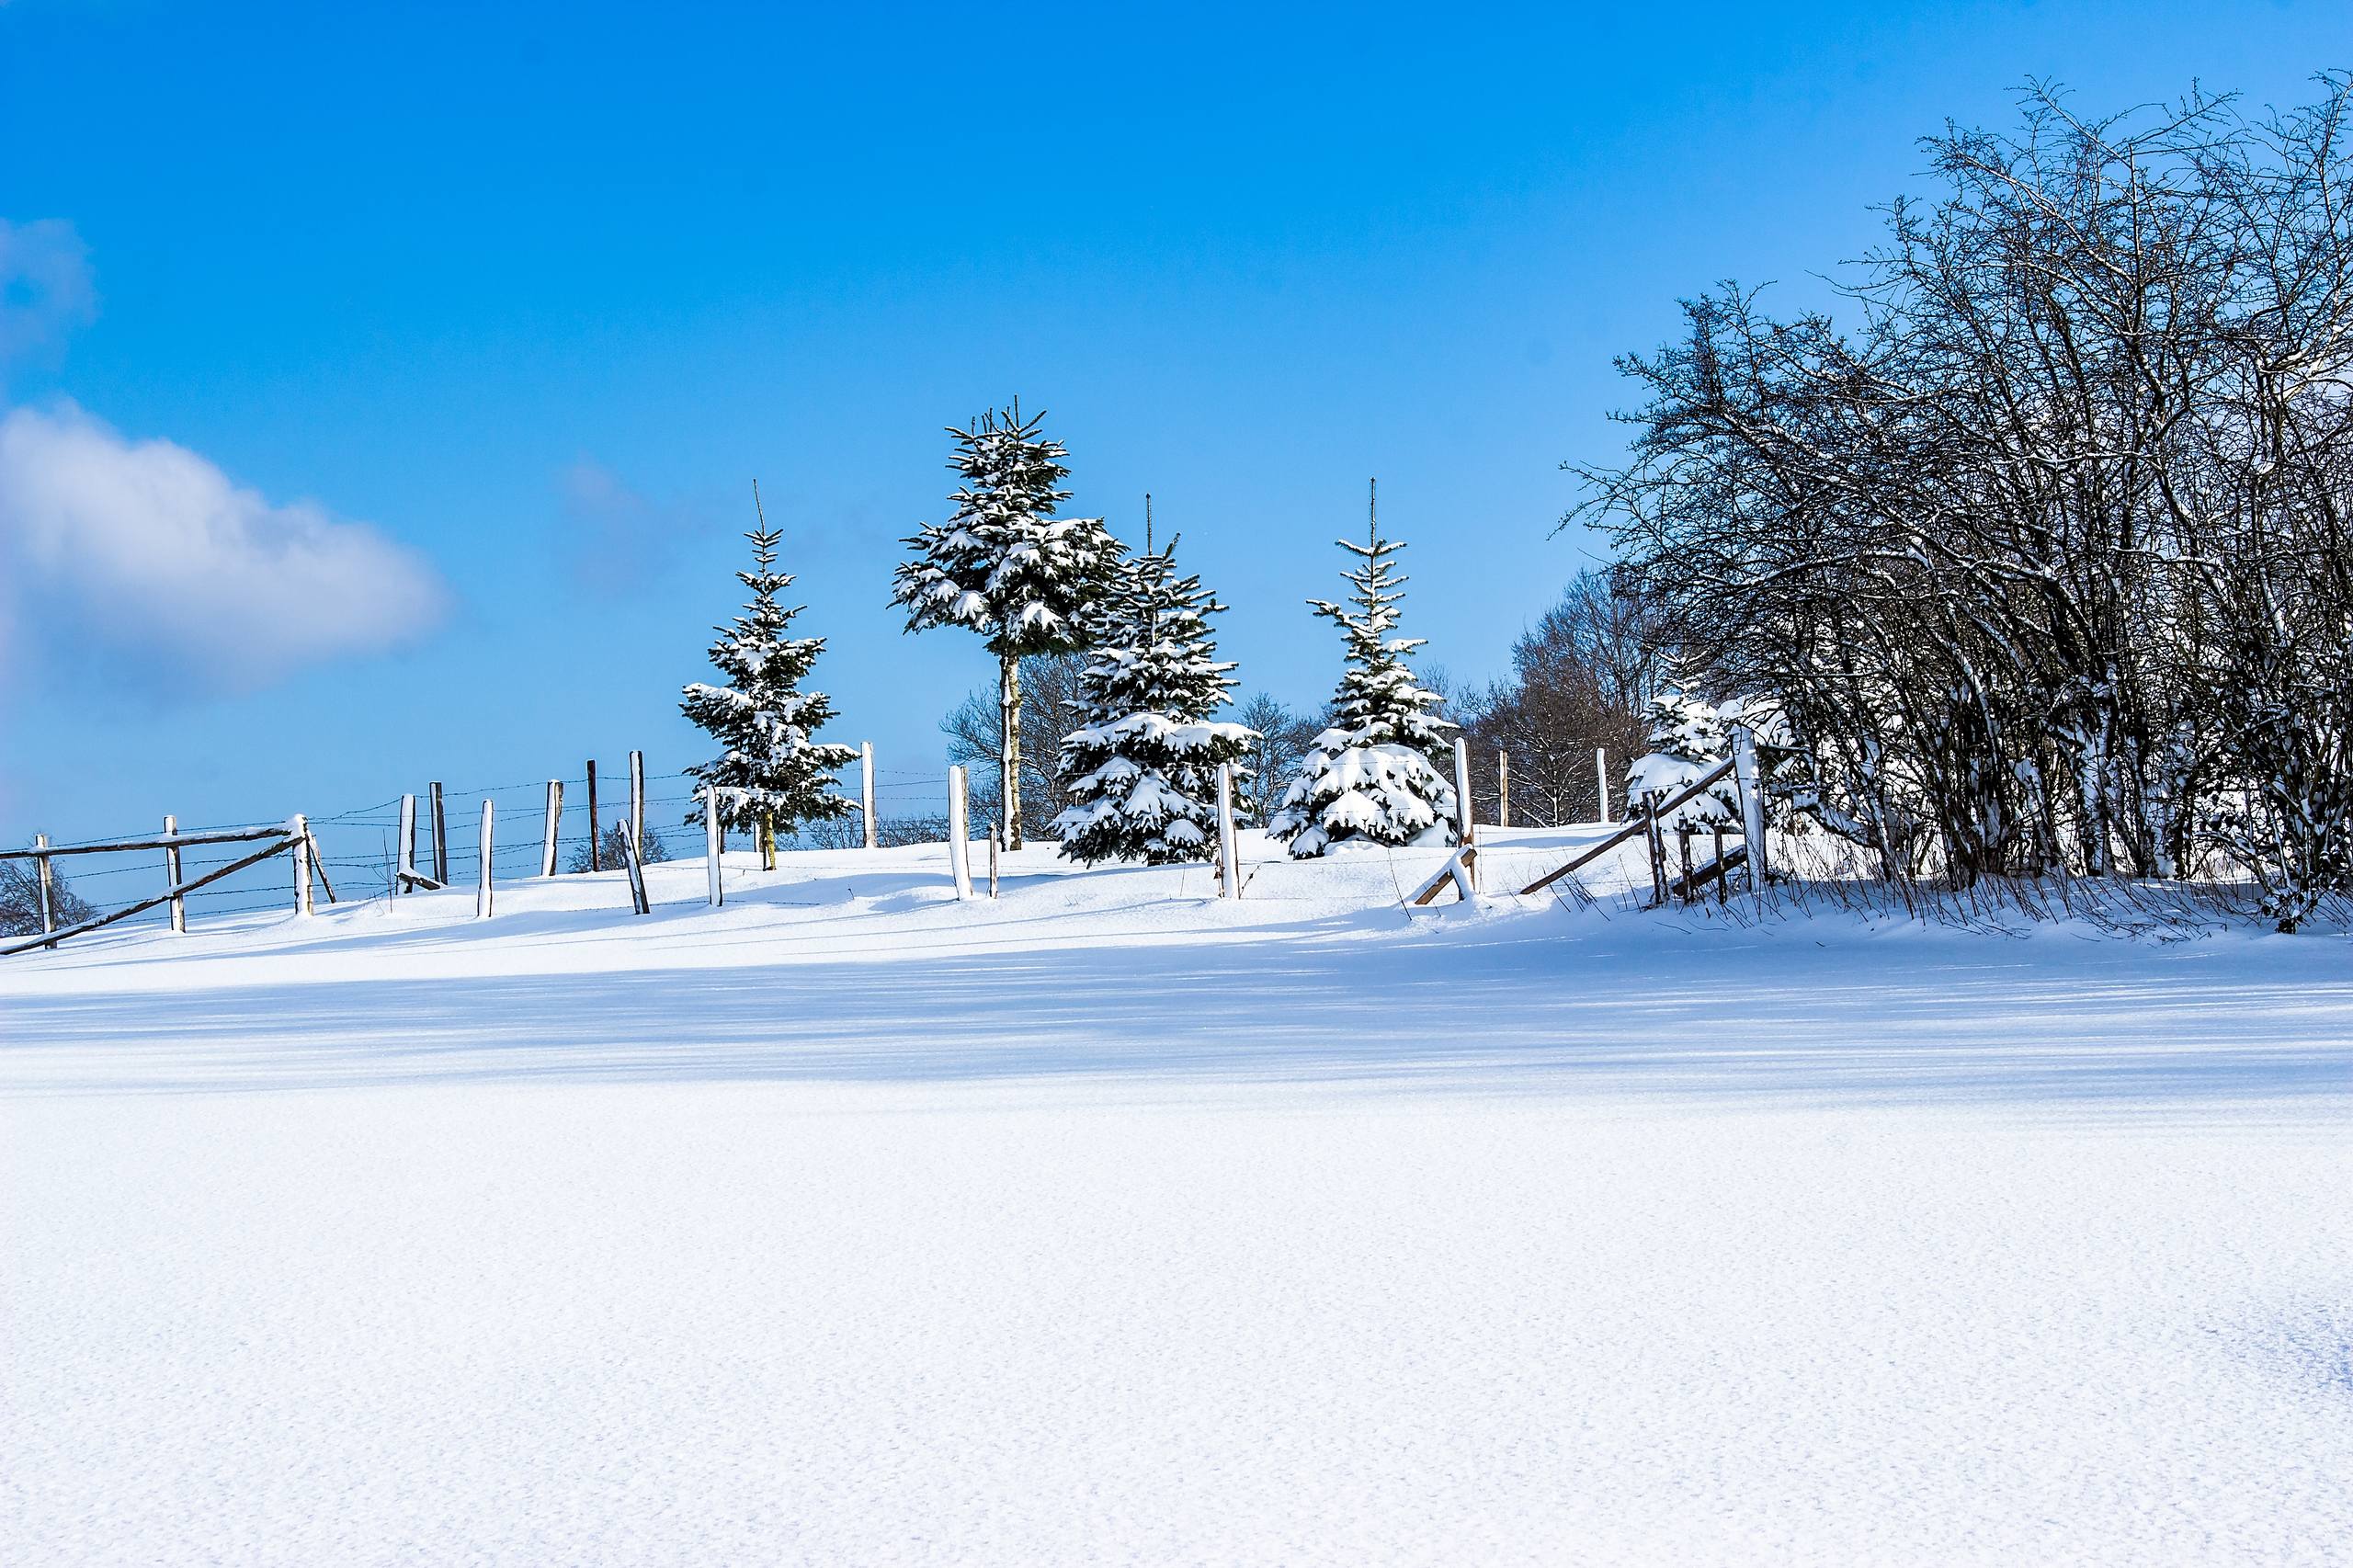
(1731, 725, 1768, 894)
(629, 750, 646, 858)
(861, 741, 878, 850)
(586, 761, 601, 871)
(33, 834, 54, 944)
(164, 816, 187, 934)
(620, 816, 650, 915)
(1597, 748, 1612, 824)
(307, 831, 335, 905)
(397, 795, 418, 892)
(292, 815, 315, 917)
(429, 782, 449, 885)
(1644, 791, 1667, 906)
(477, 800, 495, 918)
(541, 781, 563, 877)
(704, 784, 723, 907)
(1497, 752, 1511, 828)
(946, 764, 972, 900)
(1215, 762, 1241, 898)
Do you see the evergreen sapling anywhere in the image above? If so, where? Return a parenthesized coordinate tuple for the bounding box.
(1053, 506, 1256, 864)
(1271, 486, 1460, 857)
(681, 485, 858, 867)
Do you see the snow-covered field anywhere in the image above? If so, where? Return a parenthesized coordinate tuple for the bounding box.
(5, 831, 2350, 1565)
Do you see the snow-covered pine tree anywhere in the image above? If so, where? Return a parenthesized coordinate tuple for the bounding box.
(681, 483, 858, 868)
(1052, 503, 1256, 865)
(891, 404, 1120, 848)
(1270, 483, 1460, 857)
(1623, 689, 1740, 828)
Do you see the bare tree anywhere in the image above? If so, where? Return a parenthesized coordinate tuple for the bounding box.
(941, 652, 1091, 842)
(1571, 74, 2353, 925)
(1232, 691, 1323, 827)
(1455, 570, 1656, 825)
(0, 856, 97, 937)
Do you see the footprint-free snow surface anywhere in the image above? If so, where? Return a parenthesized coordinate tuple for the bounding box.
(5, 833, 2350, 1564)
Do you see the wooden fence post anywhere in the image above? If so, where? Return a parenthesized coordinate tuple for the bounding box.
(586, 761, 601, 871)
(1497, 752, 1510, 828)
(33, 834, 53, 945)
(164, 816, 187, 933)
(477, 800, 494, 919)
(307, 831, 335, 906)
(988, 824, 1000, 898)
(629, 750, 645, 858)
(397, 795, 417, 892)
(293, 814, 315, 916)
(541, 781, 563, 877)
(704, 784, 723, 908)
(429, 782, 449, 885)
(620, 817, 650, 915)
(861, 741, 878, 850)
(1731, 725, 1768, 893)
(1451, 737, 1477, 891)
(1215, 762, 1240, 898)
(1597, 748, 1612, 824)
(1644, 791, 1667, 906)
(946, 764, 972, 900)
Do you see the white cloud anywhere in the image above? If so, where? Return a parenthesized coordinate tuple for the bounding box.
(0, 402, 449, 693)
(556, 456, 710, 597)
(0, 219, 97, 367)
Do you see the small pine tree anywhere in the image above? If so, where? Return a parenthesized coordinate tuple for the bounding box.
(681, 484, 858, 867)
(1053, 506, 1256, 864)
(892, 404, 1120, 848)
(1625, 689, 1743, 827)
(1271, 484, 1459, 857)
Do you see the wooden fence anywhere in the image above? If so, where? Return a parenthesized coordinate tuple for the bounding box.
(0, 820, 315, 957)
(8, 733, 1678, 951)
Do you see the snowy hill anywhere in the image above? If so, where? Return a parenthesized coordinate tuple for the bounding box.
(5, 835, 2351, 1564)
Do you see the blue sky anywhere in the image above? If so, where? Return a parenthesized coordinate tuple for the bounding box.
(3, 0, 2347, 845)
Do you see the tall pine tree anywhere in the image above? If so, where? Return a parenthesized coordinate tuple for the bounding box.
(1270, 482, 1459, 857)
(682, 483, 858, 868)
(1053, 502, 1256, 864)
(892, 404, 1120, 848)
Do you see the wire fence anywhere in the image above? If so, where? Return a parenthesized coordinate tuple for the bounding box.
(1, 751, 978, 945)
(10, 744, 2301, 949)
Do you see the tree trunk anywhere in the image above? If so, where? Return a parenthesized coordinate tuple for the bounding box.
(1000, 654, 1023, 849)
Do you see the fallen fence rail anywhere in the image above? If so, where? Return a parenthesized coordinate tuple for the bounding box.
(1515, 757, 1738, 898)
(1667, 840, 1749, 903)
